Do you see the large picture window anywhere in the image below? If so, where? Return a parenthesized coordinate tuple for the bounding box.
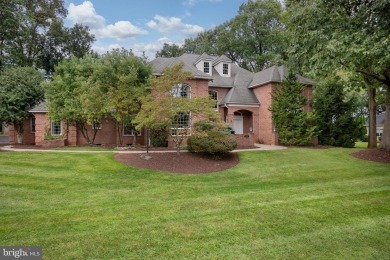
(171, 83, 191, 98)
(51, 121, 62, 136)
(171, 112, 191, 136)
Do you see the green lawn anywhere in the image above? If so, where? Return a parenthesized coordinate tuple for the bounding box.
(1, 148, 389, 259)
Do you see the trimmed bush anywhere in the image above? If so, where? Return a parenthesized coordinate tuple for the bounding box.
(150, 126, 169, 147)
(188, 131, 237, 156)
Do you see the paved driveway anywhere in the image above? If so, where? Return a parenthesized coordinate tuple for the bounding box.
(0, 136, 9, 144)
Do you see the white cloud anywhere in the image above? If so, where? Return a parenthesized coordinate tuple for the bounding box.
(67, 1, 147, 40)
(132, 38, 183, 60)
(147, 15, 204, 36)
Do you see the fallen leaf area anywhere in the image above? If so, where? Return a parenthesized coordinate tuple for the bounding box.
(115, 152, 240, 174)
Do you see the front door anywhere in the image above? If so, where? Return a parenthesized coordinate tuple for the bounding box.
(233, 115, 243, 134)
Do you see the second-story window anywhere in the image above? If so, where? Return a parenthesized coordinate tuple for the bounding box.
(171, 83, 191, 98)
(223, 63, 229, 75)
(204, 62, 210, 73)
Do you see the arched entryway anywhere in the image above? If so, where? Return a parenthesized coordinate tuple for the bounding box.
(233, 110, 253, 134)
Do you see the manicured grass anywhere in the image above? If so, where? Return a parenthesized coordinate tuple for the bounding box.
(1, 148, 389, 259)
(355, 141, 368, 148)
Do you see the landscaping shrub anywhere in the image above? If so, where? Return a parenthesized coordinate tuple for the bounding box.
(150, 126, 169, 147)
(188, 130, 237, 157)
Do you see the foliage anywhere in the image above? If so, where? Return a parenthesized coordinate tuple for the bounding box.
(188, 120, 237, 157)
(43, 49, 151, 145)
(314, 78, 366, 147)
(286, 0, 390, 150)
(134, 64, 220, 154)
(0, 0, 95, 73)
(270, 76, 316, 146)
(1, 149, 390, 258)
(155, 43, 184, 58)
(150, 125, 169, 147)
(0, 67, 44, 142)
(160, 0, 286, 72)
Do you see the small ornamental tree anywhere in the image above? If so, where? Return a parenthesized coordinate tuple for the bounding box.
(134, 63, 220, 154)
(269, 76, 317, 146)
(0, 67, 44, 143)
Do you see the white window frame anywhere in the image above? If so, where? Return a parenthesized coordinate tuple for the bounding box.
(204, 62, 210, 73)
(171, 112, 191, 136)
(51, 121, 62, 136)
(223, 63, 229, 75)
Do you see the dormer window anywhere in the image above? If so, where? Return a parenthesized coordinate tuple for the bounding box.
(223, 64, 229, 75)
(204, 62, 210, 73)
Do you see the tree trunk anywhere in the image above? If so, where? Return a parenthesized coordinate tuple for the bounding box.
(14, 121, 24, 144)
(367, 87, 377, 148)
(379, 86, 390, 151)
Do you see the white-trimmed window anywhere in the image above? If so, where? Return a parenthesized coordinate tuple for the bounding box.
(171, 83, 191, 98)
(171, 112, 191, 136)
(92, 120, 102, 130)
(51, 121, 62, 136)
(223, 63, 229, 75)
(209, 90, 218, 110)
(204, 62, 210, 73)
(31, 117, 36, 133)
(124, 123, 141, 136)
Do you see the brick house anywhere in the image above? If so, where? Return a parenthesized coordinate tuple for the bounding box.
(9, 53, 314, 147)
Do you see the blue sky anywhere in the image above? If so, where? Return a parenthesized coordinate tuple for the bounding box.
(64, 0, 248, 59)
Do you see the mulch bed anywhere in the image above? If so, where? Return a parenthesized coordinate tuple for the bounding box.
(351, 149, 390, 164)
(115, 152, 240, 174)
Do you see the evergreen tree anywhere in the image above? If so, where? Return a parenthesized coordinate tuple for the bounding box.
(270, 76, 316, 145)
(314, 79, 365, 147)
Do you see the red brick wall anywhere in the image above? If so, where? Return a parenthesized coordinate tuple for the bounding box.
(8, 116, 35, 145)
(253, 83, 277, 145)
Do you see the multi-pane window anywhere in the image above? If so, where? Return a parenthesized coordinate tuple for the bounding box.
(209, 90, 218, 110)
(31, 117, 36, 133)
(223, 63, 229, 75)
(51, 121, 62, 136)
(204, 62, 210, 73)
(171, 112, 191, 136)
(171, 83, 191, 98)
(123, 123, 141, 136)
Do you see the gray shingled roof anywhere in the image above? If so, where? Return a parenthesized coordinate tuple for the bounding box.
(249, 65, 315, 88)
(150, 54, 314, 106)
(29, 102, 48, 113)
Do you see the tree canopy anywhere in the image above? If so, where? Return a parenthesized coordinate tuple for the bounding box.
(286, 0, 390, 150)
(0, 0, 95, 73)
(43, 49, 151, 145)
(0, 67, 44, 142)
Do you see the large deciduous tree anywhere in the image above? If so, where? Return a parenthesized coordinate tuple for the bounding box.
(0, 67, 44, 143)
(287, 0, 390, 150)
(0, 0, 95, 72)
